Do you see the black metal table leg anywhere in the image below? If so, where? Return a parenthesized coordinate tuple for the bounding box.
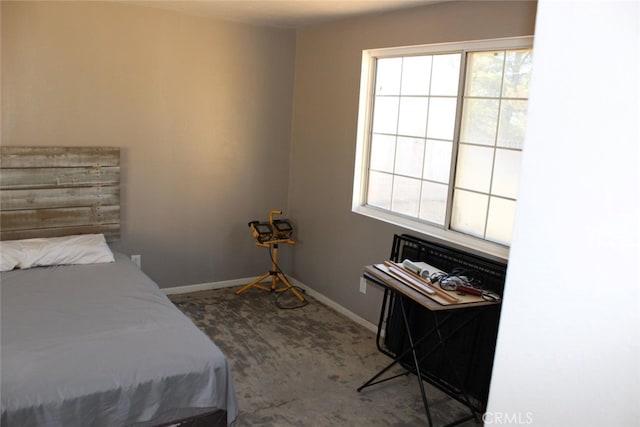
(358, 294, 437, 426)
(432, 311, 480, 425)
(359, 267, 499, 426)
(399, 295, 434, 426)
(358, 293, 446, 393)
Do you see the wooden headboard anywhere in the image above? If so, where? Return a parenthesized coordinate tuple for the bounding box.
(0, 147, 120, 241)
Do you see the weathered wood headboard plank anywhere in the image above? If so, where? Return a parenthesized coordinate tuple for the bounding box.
(0, 147, 120, 241)
(1, 167, 120, 190)
(0, 146, 119, 168)
(2, 206, 120, 231)
(1, 187, 120, 210)
(0, 225, 121, 242)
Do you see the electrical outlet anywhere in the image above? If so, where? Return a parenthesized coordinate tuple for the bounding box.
(359, 277, 367, 294)
(131, 254, 141, 268)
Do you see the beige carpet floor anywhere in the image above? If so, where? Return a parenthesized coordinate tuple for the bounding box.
(169, 286, 477, 427)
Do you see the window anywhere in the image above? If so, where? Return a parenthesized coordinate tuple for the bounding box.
(353, 37, 533, 259)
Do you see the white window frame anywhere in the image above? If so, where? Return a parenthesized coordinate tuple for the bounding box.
(352, 36, 533, 261)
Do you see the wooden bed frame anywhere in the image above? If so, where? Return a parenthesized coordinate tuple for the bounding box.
(0, 146, 120, 241)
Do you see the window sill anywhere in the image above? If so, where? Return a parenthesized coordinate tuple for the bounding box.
(353, 205, 509, 263)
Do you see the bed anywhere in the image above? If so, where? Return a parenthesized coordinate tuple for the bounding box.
(0, 147, 238, 426)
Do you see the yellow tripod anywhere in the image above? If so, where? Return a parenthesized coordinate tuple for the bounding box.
(236, 210, 305, 302)
(235, 239, 306, 302)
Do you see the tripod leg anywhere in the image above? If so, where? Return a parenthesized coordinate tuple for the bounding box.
(270, 269, 279, 291)
(235, 272, 272, 295)
(277, 273, 306, 302)
(270, 244, 280, 291)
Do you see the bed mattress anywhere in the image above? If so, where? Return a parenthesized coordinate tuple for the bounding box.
(1, 252, 238, 426)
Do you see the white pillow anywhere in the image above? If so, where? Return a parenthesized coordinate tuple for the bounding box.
(0, 234, 115, 272)
(0, 243, 22, 272)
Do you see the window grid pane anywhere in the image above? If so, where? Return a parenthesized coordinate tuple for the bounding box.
(367, 52, 461, 227)
(450, 48, 531, 243)
(392, 176, 422, 217)
(365, 45, 531, 246)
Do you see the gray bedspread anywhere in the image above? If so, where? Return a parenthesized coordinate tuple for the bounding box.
(1, 252, 238, 426)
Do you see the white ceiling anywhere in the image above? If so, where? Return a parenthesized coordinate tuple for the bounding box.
(123, 0, 444, 28)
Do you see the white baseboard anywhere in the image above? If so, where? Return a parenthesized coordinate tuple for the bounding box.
(162, 276, 378, 333)
(287, 278, 378, 333)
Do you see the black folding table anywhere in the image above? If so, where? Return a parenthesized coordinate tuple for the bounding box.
(358, 265, 500, 427)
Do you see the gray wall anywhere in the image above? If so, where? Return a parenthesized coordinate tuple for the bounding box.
(289, 1, 538, 323)
(1, 1, 537, 320)
(1, 1, 297, 287)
